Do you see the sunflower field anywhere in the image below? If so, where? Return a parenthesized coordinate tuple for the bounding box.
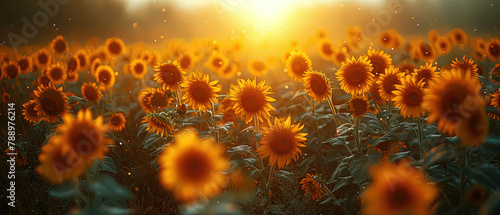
(1, 1, 500, 215)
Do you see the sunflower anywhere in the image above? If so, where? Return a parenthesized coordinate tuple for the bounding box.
(378, 29, 404, 50)
(141, 113, 173, 137)
(229, 79, 276, 124)
(33, 48, 51, 68)
(177, 53, 194, 72)
(90, 58, 102, 76)
(457, 103, 488, 147)
(109, 112, 126, 132)
(138, 88, 172, 113)
(104, 37, 125, 57)
(37, 137, 87, 184)
(217, 62, 238, 80)
(248, 59, 268, 77)
(332, 50, 350, 66)
(33, 84, 70, 123)
(300, 174, 324, 201)
(46, 63, 67, 85)
(95, 65, 115, 89)
(2, 61, 20, 79)
(368, 139, 407, 158)
(492, 89, 500, 110)
(158, 128, 228, 202)
(315, 28, 327, 39)
(58, 109, 112, 165)
(393, 76, 426, 118)
(22, 100, 42, 123)
(423, 69, 482, 135)
(361, 161, 438, 215)
(377, 66, 403, 101)
(416, 41, 436, 62)
(81, 82, 103, 102)
(257, 116, 306, 168)
(349, 95, 372, 118)
(129, 59, 148, 79)
(2, 92, 10, 104)
(472, 49, 487, 62)
(317, 39, 335, 61)
(364, 49, 392, 77)
(75, 49, 89, 71)
(37, 75, 51, 86)
(17, 55, 33, 73)
(435, 36, 452, 55)
(336, 56, 374, 95)
(303, 71, 331, 102)
(465, 184, 489, 208)
(412, 63, 438, 88)
(491, 64, 500, 84)
(181, 73, 221, 111)
(369, 80, 386, 105)
(153, 61, 186, 90)
(205, 53, 229, 73)
(449, 28, 467, 45)
(399, 62, 416, 75)
(286, 50, 312, 82)
(50, 35, 68, 56)
(451, 55, 478, 77)
(486, 39, 500, 62)
(140, 50, 155, 66)
(427, 29, 439, 45)
(66, 55, 80, 74)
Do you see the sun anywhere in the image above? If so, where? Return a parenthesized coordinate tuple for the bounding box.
(238, 0, 292, 29)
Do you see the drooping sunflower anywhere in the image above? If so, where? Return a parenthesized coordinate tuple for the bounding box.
(300, 174, 324, 201)
(58, 109, 112, 164)
(2, 61, 20, 79)
(412, 62, 439, 88)
(361, 161, 438, 215)
(22, 100, 42, 123)
(109, 112, 126, 132)
(104, 37, 126, 57)
(181, 73, 221, 111)
(317, 39, 335, 61)
(465, 184, 489, 208)
(205, 53, 229, 73)
(138, 88, 172, 113)
(129, 59, 148, 79)
(33, 84, 70, 123)
(491, 64, 500, 84)
(17, 55, 33, 73)
(486, 39, 500, 62)
(423, 69, 482, 135)
(336, 56, 374, 95)
(364, 49, 392, 77)
(257, 116, 307, 168)
(248, 59, 268, 77)
(393, 76, 426, 118)
(95, 65, 116, 89)
(349, 95, 372, 118)
(451, 55, 478, 77)
(368, 139, 407, 158)
(33, 48, 52, 68)
(229, 79, 276, 124)
(153, 61, 186, 90)
(457, 103, 488, 147)
(377, 66, 403, 101)
(46, 63, 67, 85)
(286, 50, 312, 82)
(50, 35, 68, 56)
(81, 82, 103, 102)
(399, 62, 416, 75)
(37, 137, 87, 184)
(303, 71, 331, 102)
(75, 49, 89, 71)
(141, 113, 173, 137)
(157, 128, 228, 202)
(435, 36, 452, 55)
(449, 27, 467, 45)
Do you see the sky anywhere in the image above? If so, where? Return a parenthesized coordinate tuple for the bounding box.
(0, 0, 499, 48)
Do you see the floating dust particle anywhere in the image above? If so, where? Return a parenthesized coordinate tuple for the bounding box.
(132, 22, 138, 28)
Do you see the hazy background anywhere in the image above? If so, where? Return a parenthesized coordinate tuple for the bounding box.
(0, 0, 499, 47)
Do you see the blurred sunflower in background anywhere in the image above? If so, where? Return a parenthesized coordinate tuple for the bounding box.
(75, 49, 89, 71)
(490, 64, 500, 84)
(229, 79, 276, 124)
(205, 53, 229, 73)
(33, 84, 70, 123)
(138, 88, 172, 113)
(46, 63, 67, 85)
(154, 61, 185, 90)
(456, 103, 488, 147)
(451, 55, 478, 77)
(364, 49, 392, 77)
(141, 113, 173, 137)
(37, 138, 87, 184)
(248, 59, 268, 77)
(50, 35, 68, 56)
(300, 174, 323, 201)
(177, 53, 195, 72)
(449, 27, 467, 46)
(2, 61, 20, 79)
(377, 66, 403, 101)
(486, 39, 500, 61)
(157, 128, 228, 203)
(181, 73, 220, 112)
(393, 76, 426, 118)
(435, 36, 451, 55)
(286, 50, 312, 81)
(95, 65, 116, 89)
(217, 62, 238, 80)
(130, 59, 148, 79)
(412, 63, 438, 88)
(22, 100, 42, 123)
(398, 62, 416, 75)
(336, 56, 373, 95)
(105, 37, 126, 58)
(303, 71, 331, 102)
(317, 39, 335, 61)
(109, 112, 126, 132)
(81, 82, 103, 102)
(33, 48, 51, 69)
(257, 116, 307, 168)
(17, 55, 33, 74)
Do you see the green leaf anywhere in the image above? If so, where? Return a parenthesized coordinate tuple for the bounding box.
(227, 145, 251, 154)
(49, 182, 78, 199)
(99, 156, 117, 174)
(136, 123, 148, 137)
(276, 170, 294, 183)
(144, 133, 161, 149)
(390, 151, 411, 162)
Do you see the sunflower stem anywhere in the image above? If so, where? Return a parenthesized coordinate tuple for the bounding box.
(459, 147, 468, 205)
(415, 117, 427, 182)
(326, 97, 340, 131)
(354, 117, 362, 154)
(318, 178, 352, 215)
